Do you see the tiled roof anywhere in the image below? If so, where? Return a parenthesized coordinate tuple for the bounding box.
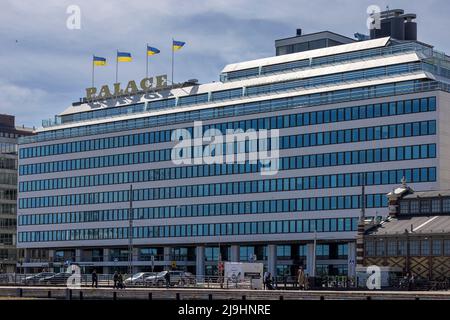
(366, 215, 450, 236)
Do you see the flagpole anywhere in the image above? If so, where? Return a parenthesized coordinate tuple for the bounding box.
(91, 55, 95, 88)
(115, 49, 119, 83)
(171, 38, 174, 85)
(146, 44, 149, 78)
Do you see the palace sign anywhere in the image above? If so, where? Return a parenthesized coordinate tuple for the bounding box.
(85, 74, 168, 101)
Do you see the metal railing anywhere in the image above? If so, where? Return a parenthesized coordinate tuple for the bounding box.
(0, 273, 254, 290)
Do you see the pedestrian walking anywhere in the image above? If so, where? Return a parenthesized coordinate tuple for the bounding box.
(297, 267, 306, 290)
(118, 272, 124, 289)
(263, 271, 269, 290)
(266, 272, 274, 290)
(164, 271, 171, 288)
(113, 271, 119, 289)
(91, 269, 98, 288)
(408, 273, 415, 291)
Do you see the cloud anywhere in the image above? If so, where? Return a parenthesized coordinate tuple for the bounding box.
(0, 0, 449, 127)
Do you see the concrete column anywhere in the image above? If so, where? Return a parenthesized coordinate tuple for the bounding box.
(103, 249, 110, 262)
(132, 248, 139, 272)
(230, 245, 239, 262)
(267, 244, 276, 277)
(132, 248, 139, 262)
(195, 246, 205, 278)
(75, 249, 83, 262)
(347, 242, 356, 278)
(24, 248, 31, 262)
(164, 247, 171, 270)
(48, 249, 55, 262)
(48, 249, 55, 272)
(103, 249, 110, 274)
(306, 243, 315, 277)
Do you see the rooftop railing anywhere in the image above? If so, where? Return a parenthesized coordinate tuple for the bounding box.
(221, 42, 434, 82)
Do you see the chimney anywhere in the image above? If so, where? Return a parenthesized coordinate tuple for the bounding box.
(296, 28, 302, 36)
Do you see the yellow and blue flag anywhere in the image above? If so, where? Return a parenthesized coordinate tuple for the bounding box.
(147, 46, 160, 56)
(117, 51, 132, 62)
(93, 56, 106, 66)
(172, 40, 185, 51)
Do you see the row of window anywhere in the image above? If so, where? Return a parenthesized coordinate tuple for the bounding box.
(19, 118, 437, 178)
(18, 157, 436, 194)
(0, 142, 17, 154)
(277, 120, 436, 149)
(0, 188, 17, 201)
(365, 238, 450, 256)
(246, 63, 421, 96)
(18, 217, 359, 243)
(19, 140, 436, 179)
(18, 194, 386, 226)
(0, 203, 16, 215)
(223, 42, 427, 81)
(20, 80, 431, 145)
(400, 198, 450, 215)
(18, 174, 388, 210)
(20, 95, 436, 159)
(0, 157, 17, 170)
(24, 119, 437, 180)
(0, 172, 17, 186)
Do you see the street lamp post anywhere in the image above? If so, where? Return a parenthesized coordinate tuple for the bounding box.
(404, 229, 410, 275)
(128, 184, 134, 276)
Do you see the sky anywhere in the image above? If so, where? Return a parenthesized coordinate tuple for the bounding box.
(0, 0, 449, 128)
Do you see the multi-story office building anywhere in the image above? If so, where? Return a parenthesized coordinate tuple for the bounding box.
(16, 9, 450, 278)
(0, 115, 33, 273)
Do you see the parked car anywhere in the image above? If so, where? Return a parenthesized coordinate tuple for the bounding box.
(124, 272, 155, 285)
(145, 271, 194, 286)
(39, 272, 72, 285)
(23, 272, 55, 284)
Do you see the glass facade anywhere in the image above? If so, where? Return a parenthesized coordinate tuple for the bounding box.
(16, 37, 448, 278)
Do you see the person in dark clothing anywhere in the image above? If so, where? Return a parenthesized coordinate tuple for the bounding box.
(118, 272, 124, 289)
(164, 271, 171, 288)
(91, 269, 98, 288)
(265, 272, 274, 290)
(113, 271, 119, 289)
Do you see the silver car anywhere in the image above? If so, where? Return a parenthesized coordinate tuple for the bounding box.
(124, 272, 155, 285)
(23, 272, 55, 284)
(144, 271, 194, 286)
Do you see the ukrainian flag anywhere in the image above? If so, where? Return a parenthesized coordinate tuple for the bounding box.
(93, 56, 106, 66)
(172, 40, 185, 51)
(147, 46, 160, 56)
(117, 51, 132, 62)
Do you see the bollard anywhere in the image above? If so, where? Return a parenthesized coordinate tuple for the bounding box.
(17, 288, 23, 298)
(279, 295, 284, 300)
(320, 296, 325, 301)
(176, 293, 180, 300)
(148, 292, 152, 300)
(79, 291, 83, 300)
(48, 291, 51, 299)
(113, 291, 117, 300)
(242, 295, 246, 300)
(366, 296, 371, 300)
(209, 294, 213, 301)
(415, 297, 420, 300)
